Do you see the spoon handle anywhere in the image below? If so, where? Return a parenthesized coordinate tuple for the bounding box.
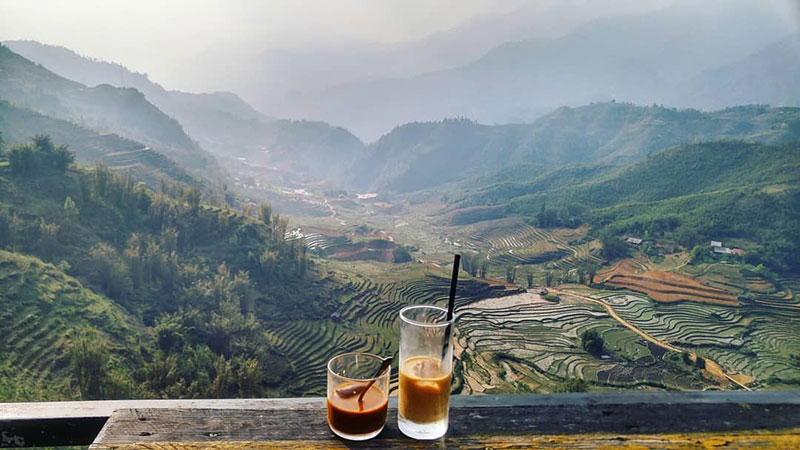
(358, 357, 393, 403)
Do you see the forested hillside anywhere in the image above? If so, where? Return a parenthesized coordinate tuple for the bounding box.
(0, 249, 146, 401)
(0, 135, 333, 400)
(0, 101, 197, 187)
(6, 41, 368, 184)
(0, 44, 220, 177)
(357, 104, 800, 192)
(447, 140, 800, 271)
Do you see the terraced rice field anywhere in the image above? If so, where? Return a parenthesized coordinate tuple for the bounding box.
(600, 260, 738, 306)
(285, 226, 351, 251)
(67, 134, 194, 187)
(749, 274, 800, 311)
(680, 264, 799, 311)
(454, 292, 709, 392)
(0, 251, 145, 400)
(599, 293, 800, 383)
(264, 265, 519, 396)
(453, 219, 603, 268)
(601, 294, 745, 347)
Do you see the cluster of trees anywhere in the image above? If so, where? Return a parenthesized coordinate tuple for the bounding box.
(538, 263, 599, 287)
(598, 187, 800, 271)
(7, 134, 74, 173)
(453, 141, 800, 273)
(460, 253, 487, 278)
(581, 330, 605, 357)
(530, 201, 584, 229)
(0, 136, 313, 399)
(598, 230, 628, 260)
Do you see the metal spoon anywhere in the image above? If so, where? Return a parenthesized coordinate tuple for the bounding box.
(334, 357, 393, 403)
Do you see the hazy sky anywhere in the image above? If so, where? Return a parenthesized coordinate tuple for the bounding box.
(1, 0, 797, 91)
(0, 1, 528, 77)
(0, 0, 677, 83)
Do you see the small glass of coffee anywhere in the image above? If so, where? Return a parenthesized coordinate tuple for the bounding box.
(326, 352, 390, 441)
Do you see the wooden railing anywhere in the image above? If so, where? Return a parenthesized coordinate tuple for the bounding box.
(1, 391, 799, 448)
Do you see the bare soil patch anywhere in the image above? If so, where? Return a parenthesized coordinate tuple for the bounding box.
(327, 239, 402, 263)
(599, 259, 738, 306)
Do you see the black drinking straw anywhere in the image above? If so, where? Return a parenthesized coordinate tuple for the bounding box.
(442, 254, 460, 360)
(447, 254, 461, 321)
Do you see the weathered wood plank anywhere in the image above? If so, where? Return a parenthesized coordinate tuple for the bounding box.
(90, 430, 800, 450)
(0, 398, 324, 420)
(4, 390, 798, 421)
(0, 398, 321, 448)
(3, 391, 800, 448)
(90, 391, 800, 448)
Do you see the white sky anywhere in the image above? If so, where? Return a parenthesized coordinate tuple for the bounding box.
(0, 0, 532, 78)
(1, 0, 796, 89)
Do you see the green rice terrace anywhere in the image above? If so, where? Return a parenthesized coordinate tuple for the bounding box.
(448, 218, 603, 271)
(454, 293, 710, 393)
(261, 251, 799, 395)
(268, 189, 800, 395)
(447, 264, 800, 393)
(263, 262, 521, 396)
(0, 250, 145, 401)
(599, 293, 800, 384)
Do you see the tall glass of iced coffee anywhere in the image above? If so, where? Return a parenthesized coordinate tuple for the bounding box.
(398, 305, 453, 440)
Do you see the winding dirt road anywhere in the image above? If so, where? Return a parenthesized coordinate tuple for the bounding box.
(321, 196, 346, 226)
(548, 287, 752, 391)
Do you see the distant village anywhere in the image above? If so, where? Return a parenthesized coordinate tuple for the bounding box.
(625, 237, 744, 257)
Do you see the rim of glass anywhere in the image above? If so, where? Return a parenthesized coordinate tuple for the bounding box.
(327, 352, 390, 381)
(399, 305, 452, 328)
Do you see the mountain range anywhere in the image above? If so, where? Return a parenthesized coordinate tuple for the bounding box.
(0, 44, 218, 179)
(680, 35, 800, 109)
(4, 41, 367, 184)
(440, 139, 800, 272)
(173, 1, 659, 111)
(217, 2, 797, 140)
(354, 103, 800, 193)
(5, 39, 800, 201)
(0, 100, 196, 187)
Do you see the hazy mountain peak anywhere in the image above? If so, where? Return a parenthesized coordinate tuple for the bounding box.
(233, 1, 795, 141)
(0, 44, 222, 175)
(4, 40, 266, 122)
(353, 102, 800, 193)
(676, 33, 800, 109)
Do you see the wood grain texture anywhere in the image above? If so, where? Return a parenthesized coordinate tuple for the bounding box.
(90, 430, 800, 450)
(0, 398, 320, 448)
(0, 397, 325, 420)
(5, 390, 799, 420)
(5, 391, 800, 448)
(89, 391, 800, 449)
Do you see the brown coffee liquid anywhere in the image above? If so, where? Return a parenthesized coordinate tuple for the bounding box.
(398, 356, 451, 424)
(327, 383, 388, 436)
